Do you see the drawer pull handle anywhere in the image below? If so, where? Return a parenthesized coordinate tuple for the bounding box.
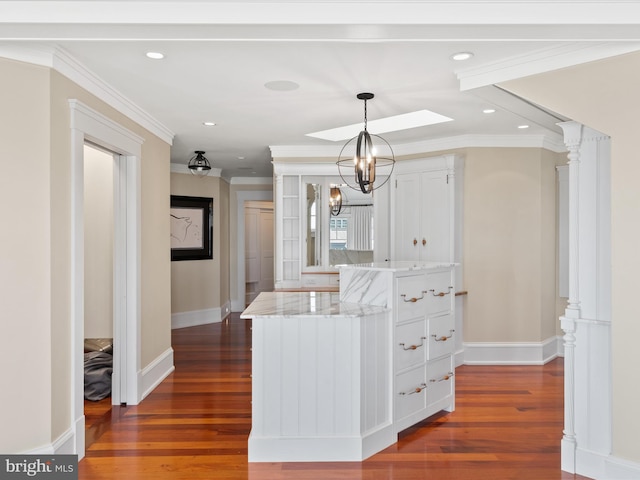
(432, 329, 455, 342)
(430, 372, 455, 383)
(430, 286, 453, 297)
(399, 337, 426, 351)
(401, 291, 427, 303)
(399, 383, 427, 396)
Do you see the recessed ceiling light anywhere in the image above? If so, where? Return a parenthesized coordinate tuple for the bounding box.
(202, 122, 216, 126)
(518, 124, 530, 129)
(483, 108, 496, 114)
(237, 156, 245, 160)
(451, 51, 474, 61)
(146, 52, 164, 60)
(264, 80, 300, 91)
(306, 109, 454, 142)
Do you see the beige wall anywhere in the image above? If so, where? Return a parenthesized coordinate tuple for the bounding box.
(502, 50, 640, 464)
(0, 57, 172, 452)
(83, 145, 114, 339)
(0, 58, 52, 452)
(462, 147, 564, 343)
(170, 172, 224, 313)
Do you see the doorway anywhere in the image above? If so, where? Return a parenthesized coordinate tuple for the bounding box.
(82, 144, 117, 434)
(69, 99, 143, 458)
(245, 201, 274, 305)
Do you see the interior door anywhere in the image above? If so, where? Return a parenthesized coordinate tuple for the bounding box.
(394, 173, 421, 261)
(421, 170, 451, 262)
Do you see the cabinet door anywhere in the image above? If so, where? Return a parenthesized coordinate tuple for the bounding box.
(394, 173, 422, 261)
(421, 170, 451, 262)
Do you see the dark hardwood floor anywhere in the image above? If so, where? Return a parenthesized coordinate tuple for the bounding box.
(78, 314, 591, 480)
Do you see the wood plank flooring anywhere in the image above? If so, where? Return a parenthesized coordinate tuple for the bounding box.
(78, 314, 591, 480)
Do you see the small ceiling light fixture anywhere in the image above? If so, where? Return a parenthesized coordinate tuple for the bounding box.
(329, 186, 343, 216)
(336, 93, 395, 194)
(483, 108, 496, 114)
(202, 121, 216, 126)
(451, 51, 474, 61)
(146, 52, 165, 60)
(518, 124, 530, 129)
(188, 150, 212, 176)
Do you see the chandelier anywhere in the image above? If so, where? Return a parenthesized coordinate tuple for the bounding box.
(188, 150, 212, 176)
(329, 186, 343, 216)
(337, 93, 395, 194)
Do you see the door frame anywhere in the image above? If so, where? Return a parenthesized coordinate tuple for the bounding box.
(70, 99, 143, 458)
(233, 190, 273, 312)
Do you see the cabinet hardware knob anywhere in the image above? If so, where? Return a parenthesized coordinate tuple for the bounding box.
(413, 238, 418, 246)
(401, 291, 427, 303)
(432, 329, 455, 342)
(399, 336, 427, 351)
(422, 238, 427, 246)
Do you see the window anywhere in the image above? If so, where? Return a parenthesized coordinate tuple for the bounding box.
(330, 217, 348, 250)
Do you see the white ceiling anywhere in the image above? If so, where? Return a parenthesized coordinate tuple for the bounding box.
(2, 1, 640, 179)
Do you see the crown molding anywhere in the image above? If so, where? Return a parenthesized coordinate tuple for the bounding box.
(270, 133, 567, 160)
(0, 44, 174, 145)
(229, 177, 273, 185)
(457, 42, 640, 91)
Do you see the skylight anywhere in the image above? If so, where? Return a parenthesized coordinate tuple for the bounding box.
(306, 109, 454, 142)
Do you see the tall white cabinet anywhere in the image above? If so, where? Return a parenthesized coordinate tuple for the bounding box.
(392, 154, 464, 364)
(391, 154, 463, 264)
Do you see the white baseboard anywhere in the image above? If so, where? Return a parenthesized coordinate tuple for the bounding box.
(572, 447, 640, 480)
(172, 307, 222, 329)
(231, 299, 245, 313)
(602, 454, 640, 480)
(21, 427, 75, 455)
(463, 336, 562, 365)
(141, 347, 175, 401)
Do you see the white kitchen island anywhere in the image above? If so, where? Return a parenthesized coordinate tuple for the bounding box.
(241, 262, 456, 462)
(241, 291, 394, 462)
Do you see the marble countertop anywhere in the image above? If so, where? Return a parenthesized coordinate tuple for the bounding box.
(240, 291, 388, 319)
(338, 261, 456, 272)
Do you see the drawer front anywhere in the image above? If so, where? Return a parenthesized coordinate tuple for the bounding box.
(395, 320, 427, 372)
(424, 270, 454, 315)
(426, 355, 454, 408)
(395, 365, 427, 421)
(427, 314, 455, 360)
(396, 274, 428, 322)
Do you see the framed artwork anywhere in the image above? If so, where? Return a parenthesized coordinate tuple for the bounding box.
(170, 195, 213, 261)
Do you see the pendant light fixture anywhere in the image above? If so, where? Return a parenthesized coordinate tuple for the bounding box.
(329, 186, 343, 216)
(337, 93, 395, 194)
(188, 150, 212, 176)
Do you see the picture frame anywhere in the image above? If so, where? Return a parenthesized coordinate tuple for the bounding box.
(170, 195, 213, 261)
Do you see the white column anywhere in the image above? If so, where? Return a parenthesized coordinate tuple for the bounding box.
(558, 120, 582, 473)
(557, 121, 612, 478)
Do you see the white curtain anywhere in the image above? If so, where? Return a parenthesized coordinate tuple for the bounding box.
(347, 205, 373, 250)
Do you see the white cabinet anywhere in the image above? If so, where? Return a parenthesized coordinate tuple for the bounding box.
(392, 154, 463, 264)
(394, 170, 451, 262)
(391, 268, 455, 433)
(340, 262, 456, 435)
(392, 154, 464, 366)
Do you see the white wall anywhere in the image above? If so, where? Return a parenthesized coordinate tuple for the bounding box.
(83, 145, 114, 339)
